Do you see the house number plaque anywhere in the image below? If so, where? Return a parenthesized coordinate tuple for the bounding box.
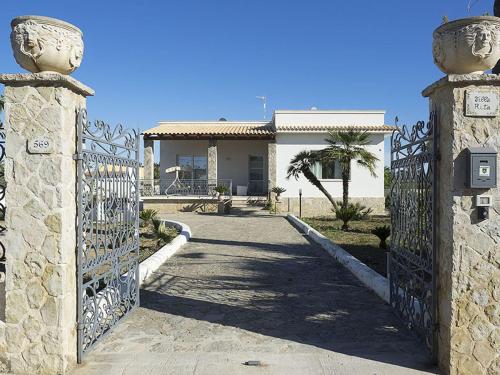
(28, 137, 54, 154)
(465, 90, 500, 117)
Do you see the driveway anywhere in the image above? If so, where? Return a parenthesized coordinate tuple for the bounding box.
(72, 208, 437, 375)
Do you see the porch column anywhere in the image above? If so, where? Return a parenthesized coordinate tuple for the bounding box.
(423, 75, 500, 375)
(0, 72, 94, 373)
(143, 139, 154, 181)
(208, 139, 217, 181)
(268, 141, 277, 197)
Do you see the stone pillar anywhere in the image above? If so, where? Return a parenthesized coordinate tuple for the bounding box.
(143, 139, 154, 181)
(208, 139, 217, 181)
(0, 72, 94, 374)
(268, 141, 277, 198)
(423, 75, 500, 375)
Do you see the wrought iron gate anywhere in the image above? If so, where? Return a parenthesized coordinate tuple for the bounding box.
(389, 112, 438, 359)
(76, 109, 140, 362)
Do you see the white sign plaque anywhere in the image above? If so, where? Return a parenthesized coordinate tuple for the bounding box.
(465, 90, 500, 117)
(28, 137, 54, 154)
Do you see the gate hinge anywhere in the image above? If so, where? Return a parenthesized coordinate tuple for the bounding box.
(73, 153, 83, 161)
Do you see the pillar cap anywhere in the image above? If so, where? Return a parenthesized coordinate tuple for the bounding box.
(423, 74, 500, 98)
(0, 72, 94, 97)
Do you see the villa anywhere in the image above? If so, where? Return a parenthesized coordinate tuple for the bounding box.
(141, 109, 393, 216)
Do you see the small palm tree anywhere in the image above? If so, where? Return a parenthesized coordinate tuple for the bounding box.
(322, 129, 379, 213)
(287, 150, 336, 206)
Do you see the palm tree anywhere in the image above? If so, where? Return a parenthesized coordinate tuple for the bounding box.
(286, 150, 336, 206)
(321, 129, 379, 211)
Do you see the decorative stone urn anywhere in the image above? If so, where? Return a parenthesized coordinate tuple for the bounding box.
(10, 15, 84, 75)
(433, 16, 500, 74)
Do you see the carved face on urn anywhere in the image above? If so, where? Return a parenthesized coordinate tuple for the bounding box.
(19, 21, 44, 60)
(433, 16, 500, 75)
(471, 24, 494, 58)
(10, 15, 84, 75)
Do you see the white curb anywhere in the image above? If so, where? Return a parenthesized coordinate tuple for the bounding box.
(287, 214, 389, 303)
(138, 220, 191, 285)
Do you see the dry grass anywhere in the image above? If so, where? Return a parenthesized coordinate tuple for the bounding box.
(303, 215, 390, 277)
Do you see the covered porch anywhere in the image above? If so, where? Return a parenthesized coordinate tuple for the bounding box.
(142, 121, 277, 199)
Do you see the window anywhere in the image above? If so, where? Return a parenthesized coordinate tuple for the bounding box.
(311, 160, 343, 180)
(176, 155, 207, 180)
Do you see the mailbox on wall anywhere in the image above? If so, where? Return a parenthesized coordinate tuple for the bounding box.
(466, 147, 497, 189)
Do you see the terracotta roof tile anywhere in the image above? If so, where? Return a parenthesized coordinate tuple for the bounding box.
(143, 122, 274, 137)
(142, 122, 395, 138)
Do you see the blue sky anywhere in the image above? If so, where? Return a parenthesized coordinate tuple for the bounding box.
(0, 0, 494, 163)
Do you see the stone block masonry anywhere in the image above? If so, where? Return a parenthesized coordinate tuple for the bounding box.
(423, 74, 500, 375)
(0, 72, 93, 374)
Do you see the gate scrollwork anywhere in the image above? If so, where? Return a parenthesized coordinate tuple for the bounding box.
(389, 111, 438, 359)
(76, 109, 140, 362)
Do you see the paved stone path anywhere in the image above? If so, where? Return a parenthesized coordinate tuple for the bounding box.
(72, 208, 437, 375)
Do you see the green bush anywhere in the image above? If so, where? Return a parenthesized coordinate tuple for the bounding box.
(156, 223, 178, 244)
(214, 185, 229, 194)
(332, 201, 372, 231)
(152, 218, 162, 232)
(139, 209, 158, 224)
(371, 225, 391, 249)
(271, 186, 286, 195)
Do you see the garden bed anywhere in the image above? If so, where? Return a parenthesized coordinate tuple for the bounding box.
(139, 222, 179, 262)
(302, 216, 390, 277)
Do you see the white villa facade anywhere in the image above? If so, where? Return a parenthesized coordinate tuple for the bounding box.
(142, 109, 393, 216)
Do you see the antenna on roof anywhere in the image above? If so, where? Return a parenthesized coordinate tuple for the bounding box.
(256, 96, 267, 120)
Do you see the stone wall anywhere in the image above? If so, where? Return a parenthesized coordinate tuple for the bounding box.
(279, 197, 386, 217)
(0, 73, 93, 374)
(423, 75, 500, 375)
(208, 139, 217, 181)
(143, 198, 220, 214)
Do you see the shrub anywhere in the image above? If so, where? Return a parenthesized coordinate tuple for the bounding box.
(214, 185, 229, 194)
(139, 209, 157, 224)
(271, 186, 286, 195)
(156, 223, 178, 244)
(332, 201, 372, 231)
(152, 218, 162, 232)
(371, 225, 391, 249)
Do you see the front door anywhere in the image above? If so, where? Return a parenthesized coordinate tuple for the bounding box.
(248, 155, 264, 195)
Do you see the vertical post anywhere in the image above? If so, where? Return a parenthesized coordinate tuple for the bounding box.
(268, 141, 276, 199)
(423, 75, 500, 375)
(299, 188, 302, 218)
(0, 73, 94, 374)
(143, 138, 154, 194)
(208, 139, 217, 182)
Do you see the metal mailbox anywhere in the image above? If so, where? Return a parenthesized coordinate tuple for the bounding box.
(467, 147, 497, 189)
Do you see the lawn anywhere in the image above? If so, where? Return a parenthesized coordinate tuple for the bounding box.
(139, 223, 179, 262)
(302, 216, 390, 277)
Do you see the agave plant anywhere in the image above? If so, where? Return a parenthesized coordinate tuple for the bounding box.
(332, 201, 372, 231)
(156, 223, 178, 245)
(371, 225, 391, 249)
(271, 186, 286, 195)
(139, 209, 157, 224)
(271, 186, 286, 201)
